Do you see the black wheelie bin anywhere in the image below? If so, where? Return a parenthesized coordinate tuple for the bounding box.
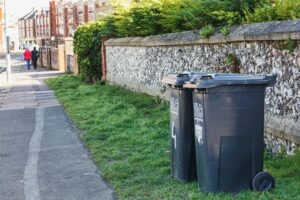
(184, 73, 277, 193)
(162, 72, 197, 182)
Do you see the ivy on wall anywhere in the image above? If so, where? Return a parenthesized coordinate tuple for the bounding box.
(73, 19, 117, 83)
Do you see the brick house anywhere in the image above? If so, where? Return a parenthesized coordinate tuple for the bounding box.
(35, 8, 51, 46)
(18, 9, 37, 49)
(49, 0, 112, 43)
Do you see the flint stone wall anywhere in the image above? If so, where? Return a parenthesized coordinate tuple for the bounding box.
(105, 19, 300, 154)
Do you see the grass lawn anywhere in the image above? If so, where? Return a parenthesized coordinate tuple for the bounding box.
(46, 75, 300, 200)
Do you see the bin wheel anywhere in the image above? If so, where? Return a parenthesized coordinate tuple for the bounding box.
(252, 172, 275, 192)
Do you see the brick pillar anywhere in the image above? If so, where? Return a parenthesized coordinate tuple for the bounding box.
(64, 7, 69, 37)
(73, 5, 79, 29)
(101, 37, 109, 81)
(50, 0, 57, 37)
(84, 3, 88, 23)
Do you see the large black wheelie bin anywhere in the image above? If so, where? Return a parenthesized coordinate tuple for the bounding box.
(184, 73, 277, 193)
(162, 72, 197, 182)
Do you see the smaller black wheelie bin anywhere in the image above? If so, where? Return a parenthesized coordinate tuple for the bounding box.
(162, 72, 198, 182)
(184, 73, 277, 193)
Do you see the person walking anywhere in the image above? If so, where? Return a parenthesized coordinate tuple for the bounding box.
(23, 48, 32, 70)
(31, 47, 39, 70)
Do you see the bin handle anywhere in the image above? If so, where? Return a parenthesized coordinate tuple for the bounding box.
(265, 74, 277, 87)
(190, 74, 215, 82)
(200, 75, 213, 80)
(177, 73, 189, 77)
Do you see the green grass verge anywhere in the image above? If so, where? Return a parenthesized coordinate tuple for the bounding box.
(46, 75, 300, 200)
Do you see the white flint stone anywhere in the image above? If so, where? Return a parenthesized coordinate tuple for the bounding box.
(106, 40, 300, 154)
(297, 57, 300, 67)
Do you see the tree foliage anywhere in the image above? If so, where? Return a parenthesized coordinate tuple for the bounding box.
(74, 0, 300, 82)
(244, 0, 300, 23)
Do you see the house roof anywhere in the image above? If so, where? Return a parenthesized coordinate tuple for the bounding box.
(25, 11, 37, 20)
(18, 9, 37, 21)
(35, 8, 50, 16)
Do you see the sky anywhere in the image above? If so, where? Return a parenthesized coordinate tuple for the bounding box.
(7, 0, 49, 20)
(3, 0, 50, 48)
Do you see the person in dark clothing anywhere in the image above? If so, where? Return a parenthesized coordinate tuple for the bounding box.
(31, 47, 39, 70)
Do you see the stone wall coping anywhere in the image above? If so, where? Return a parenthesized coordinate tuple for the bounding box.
(105, 19, 300, 47)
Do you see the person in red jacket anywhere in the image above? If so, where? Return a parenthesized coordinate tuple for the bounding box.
(23, 48, 32, 70)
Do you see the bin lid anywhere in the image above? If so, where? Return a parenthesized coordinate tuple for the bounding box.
(183, 73, 277, 89)
(161, 72, 199, 87)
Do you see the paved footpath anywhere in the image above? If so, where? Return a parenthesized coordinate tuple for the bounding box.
(0, 64, 114, 200)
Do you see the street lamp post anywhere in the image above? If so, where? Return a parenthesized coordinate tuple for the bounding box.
(3, 0, 11, 82)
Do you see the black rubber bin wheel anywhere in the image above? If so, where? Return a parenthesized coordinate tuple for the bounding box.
(252, 172, 275, 192)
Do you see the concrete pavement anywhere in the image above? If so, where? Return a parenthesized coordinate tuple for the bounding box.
(0, 63, 115, 200)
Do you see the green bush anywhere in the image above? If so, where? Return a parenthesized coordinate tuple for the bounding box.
(159, 0, 252, 33)
(113, 2, 164, 37)
(243, 5, 278, 23)
(73, 0, 300, 82)
(73, 20, 116, 83)
(244, 0, 300, 23)
(220, 25, 231, 36)
(74, 23, 101, 82)
(199, 25, 215, 38)
(275, 0, 300, 20)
